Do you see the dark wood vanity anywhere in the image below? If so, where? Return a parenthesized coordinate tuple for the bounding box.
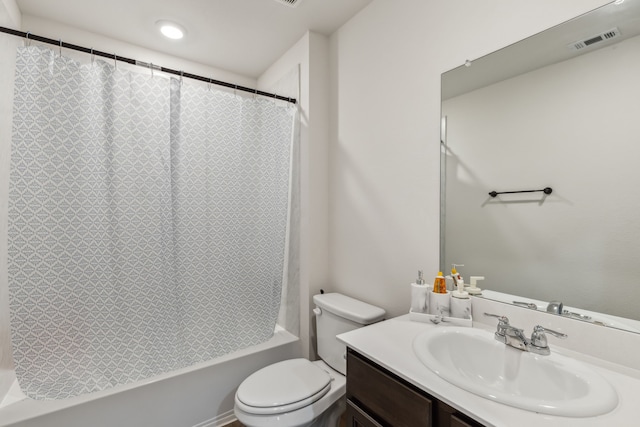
(345, 348, 484, 427)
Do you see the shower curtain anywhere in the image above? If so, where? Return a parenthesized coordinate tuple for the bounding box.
(7, 46, 296, 400)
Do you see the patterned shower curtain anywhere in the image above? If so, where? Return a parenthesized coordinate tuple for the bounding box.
(7, 46, 296, 400)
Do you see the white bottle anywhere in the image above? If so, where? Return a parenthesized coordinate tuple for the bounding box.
(410, 270, 429, 313)
(451, 278, 471, 319)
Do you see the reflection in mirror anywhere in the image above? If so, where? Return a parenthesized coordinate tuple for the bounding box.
(441, 0, 640, 333)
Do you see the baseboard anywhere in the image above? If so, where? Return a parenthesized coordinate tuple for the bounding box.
(192, 409, 237, 427)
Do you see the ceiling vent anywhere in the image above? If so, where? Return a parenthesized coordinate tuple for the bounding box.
(273, 0, 302, 7)
(567, 27, 621, 51)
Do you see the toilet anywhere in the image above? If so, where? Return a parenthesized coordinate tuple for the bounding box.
(234, 293, 386, 427)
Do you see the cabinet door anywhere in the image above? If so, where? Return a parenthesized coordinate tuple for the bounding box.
(451, 414, 478, 427)
(435, 400, 484, 427)
(347, 349, 432, 427)
(345, 400, 384, 427)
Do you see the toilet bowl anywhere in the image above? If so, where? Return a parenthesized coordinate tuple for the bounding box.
(234, 359, 345, 427)
(234, 293, 385, 427)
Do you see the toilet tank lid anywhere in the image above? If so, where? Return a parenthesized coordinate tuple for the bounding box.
(313, 293, 385, 325)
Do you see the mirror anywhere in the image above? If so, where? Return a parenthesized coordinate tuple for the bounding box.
(441, 0, 640, 333)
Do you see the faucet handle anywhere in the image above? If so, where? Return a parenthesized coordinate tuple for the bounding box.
(530, 325, 567, 351)
(484, 313, 510, 337)
(536, 326, 567, 339)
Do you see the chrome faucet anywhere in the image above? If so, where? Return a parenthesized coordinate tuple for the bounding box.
(529, 325, 568, 355)
(484, 313, 567, 355)
(546, 301, 563, 315)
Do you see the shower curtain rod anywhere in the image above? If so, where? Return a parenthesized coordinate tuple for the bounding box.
(0, 25, 297, 105)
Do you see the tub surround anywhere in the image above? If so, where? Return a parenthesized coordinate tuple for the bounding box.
(338, 300, 640, 426)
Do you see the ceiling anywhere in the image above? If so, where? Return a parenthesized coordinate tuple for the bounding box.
(16, 0, 372, 78)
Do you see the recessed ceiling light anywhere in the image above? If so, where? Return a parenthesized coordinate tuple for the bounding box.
(156, 20, 186, 40)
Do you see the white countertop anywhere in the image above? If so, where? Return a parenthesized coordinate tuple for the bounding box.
(337, 314, 640, 427)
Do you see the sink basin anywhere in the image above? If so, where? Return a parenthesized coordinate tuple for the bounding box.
(413, 327, 618, 417)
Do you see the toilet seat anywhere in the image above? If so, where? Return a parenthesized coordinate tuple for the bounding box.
(235, 358, 332, 416)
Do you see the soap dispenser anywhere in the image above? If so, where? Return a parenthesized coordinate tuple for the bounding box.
(429, 272, 450, 317)
(465, 276, 484, 295)
(410, 270, 429, 313)
(451, 278, 471, 319)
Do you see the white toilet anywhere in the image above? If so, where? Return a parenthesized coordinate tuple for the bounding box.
(234, 293, 385, 427)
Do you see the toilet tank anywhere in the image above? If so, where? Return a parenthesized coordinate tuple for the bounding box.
(313, 293, 385, 375)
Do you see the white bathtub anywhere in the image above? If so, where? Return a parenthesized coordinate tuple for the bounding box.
(0, 326, 299, 427)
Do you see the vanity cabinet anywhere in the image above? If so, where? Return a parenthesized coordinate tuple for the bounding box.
(345, 348, 484, 427)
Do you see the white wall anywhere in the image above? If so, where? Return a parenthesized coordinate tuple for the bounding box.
(328, 0, 610, 318)
(443, 34, 640, 319)
(258, 31, 330, 359)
